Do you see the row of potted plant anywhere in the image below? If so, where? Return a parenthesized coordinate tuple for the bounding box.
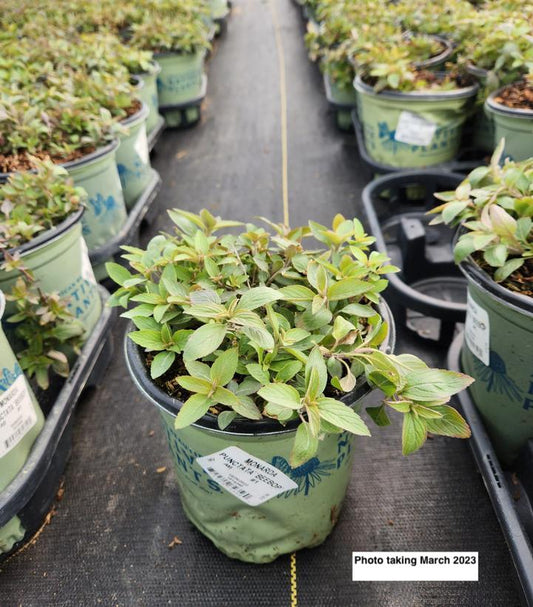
(0, 0, 232, 556)
(301, 0, 533, 167)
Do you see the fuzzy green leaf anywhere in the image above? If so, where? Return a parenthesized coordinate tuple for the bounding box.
(183, 323, 227, 361)
(316, 398, 370, 436)
(175, 394, 213, 429)
(236, 286, 283, 311)
(210, 348, 238, 386)
(150, 351, 176, 379)
(402, 411, 427, 455)
(290, 422, 319, 467)
(258, 383, 302, 409)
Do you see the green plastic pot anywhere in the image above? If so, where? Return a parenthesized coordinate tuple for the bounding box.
(62, 141, 127, 253)
(135, 61, 162, 135)
(0, 291, 45, 554)
(116, 102, 152, 209)
(156, 50, 205, 108)
(125, 301, 395, 563)
(354, 76, 478, 168)
(485, 85, 533, 161)
(324, 73, 356, 131)
(460, 259, 533, 464)
(0, 208, 101, 337)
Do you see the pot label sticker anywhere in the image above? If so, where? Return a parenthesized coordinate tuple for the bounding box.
(134, 128, 150, 165)
(394, 111, 437, 146)
(80, 239, 97, 286)
(197, 446, 298, 506)
(465, 293, 490, 366)
(0, 374, 38, 459)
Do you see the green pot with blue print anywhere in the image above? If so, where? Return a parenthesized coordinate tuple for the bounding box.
(124, 302, 395, 564)
(0, 291, 45, 554)
(135, 62, 163, 135)
(485, 84, 533, 161)
(354, 76, 478, 168)
(0, 207, 101, 338)
(156, 50, 206, 126)
(460, 260, 533, 464)
(116, 102, 152, 209)
(62, 141, 127, 253)
(323, 72, 357, 131)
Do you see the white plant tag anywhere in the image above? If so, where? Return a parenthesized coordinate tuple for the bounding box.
(134, 128, 150, 165)
(80, 238, 97, 285)
(394, 111, 437, 146)
(0, 375, 38, 458)
(197, 446, 298, 506)
(465, 293, 490, 366)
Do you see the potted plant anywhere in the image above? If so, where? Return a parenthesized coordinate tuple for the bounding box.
(129, 7, 211, 128)
(429, 140, 533, 464)
(0, 158, 102, 335)
(0, 289, 45, 554)
(353, 40, 479, 168)
(108, 209, 472, 563)
(485, 78, 533, 162)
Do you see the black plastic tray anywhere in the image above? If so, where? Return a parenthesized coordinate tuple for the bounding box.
(351, 110, 487, 178)
(362, 170, 467, 344)
(147, 115, 166, 153)
(0, 286, 116, 563)
(89, 168, 161, 269)
(448, 333, 533, 607)
(159, 75, 208, 129)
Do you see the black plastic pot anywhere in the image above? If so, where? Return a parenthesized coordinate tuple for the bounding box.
(448, 333, 533, 607)
(362, 170, 466, 344)
(351, 110, 487, 179)
(0, 286, 115, 563)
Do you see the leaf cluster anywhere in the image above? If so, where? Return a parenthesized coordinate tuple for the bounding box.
(108, 210, 472, 465)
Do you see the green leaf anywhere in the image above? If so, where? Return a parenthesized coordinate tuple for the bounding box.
(483, 244, 507, 267)
(217, 410, 238, 430)
(401, 411, 427, 455)
(231, 396, 263, 420)
(240, 324, 275, 350)
(128, 330, 165, 351)
(246, 363, 270, 384)
(332, 315, 355, 341)
(175, 394, 213, 429)
(212, 386, 240, 406)
(316, 398, 370, 436)
(236, 286, 283, 311)
(210, 348, 238, 386)
(297, 307, 332, 331)
(306, 404, 321, 437)
(341, 303, 378, 318)
(150, 351, 176, 379)
(105, 262, 132, 286)
(184, 360, 211, 381)
(183, 323, 227, 361)
(264, 402, 295, 422)
(290, 422, 319, 467)
(366, 405, 391, 427)
(494, 257, 524, 282)
(177, 376, 212, 394)
(305, 348, 328, 397)
(327, 278, 370, 301)
(402, 369, 474, 401)
(258, 383, 302, 409)
(279, 285, 315, 302)
(424, 405, 471, 438)
(275, 360, 303, 383)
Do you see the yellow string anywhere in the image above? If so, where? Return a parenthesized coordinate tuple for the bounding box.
(269, 0, 290, 226)
(290, 552, 298, 607)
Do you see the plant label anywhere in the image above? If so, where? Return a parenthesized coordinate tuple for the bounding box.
(394, 111, 437, 146)
(197, 446, 298, 506)
(80, 239, 97, 286)
(134, 128, 150, 165)
(0, 375, 37, 459)
(465, 293, 490, 366)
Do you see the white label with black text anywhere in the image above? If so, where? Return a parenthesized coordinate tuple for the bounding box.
(465, 293, 490, 366)
(0, 375, 38, 458)
(394, 111, 437, 146)
(197, 446, 298, 506)
(352, 552, 478, 581)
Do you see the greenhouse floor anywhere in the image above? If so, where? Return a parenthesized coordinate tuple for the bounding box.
(0, 1, 523, 605)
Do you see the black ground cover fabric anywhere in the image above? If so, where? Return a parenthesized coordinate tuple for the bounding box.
(0, 1, 521, 604)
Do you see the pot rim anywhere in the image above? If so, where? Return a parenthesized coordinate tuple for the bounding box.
(120, 101, 149, 127)
(0, 206, 85, 262)
(486, 83, 533, 118)
(0, 139, 119, 182)
(353, 74, 479, 101)
(459, 255, 533, 317)
(153, 47, 207, 59)
(466, 62, 489, 79)
(124, 298, 396, 436)
(412, 34, 454, 69)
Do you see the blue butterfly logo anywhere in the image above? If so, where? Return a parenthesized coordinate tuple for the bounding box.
(271, 456, 336, 497)
(0, 363, 23, 392)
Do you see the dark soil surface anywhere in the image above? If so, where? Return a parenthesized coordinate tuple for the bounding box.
(495, 81, 533, 111)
